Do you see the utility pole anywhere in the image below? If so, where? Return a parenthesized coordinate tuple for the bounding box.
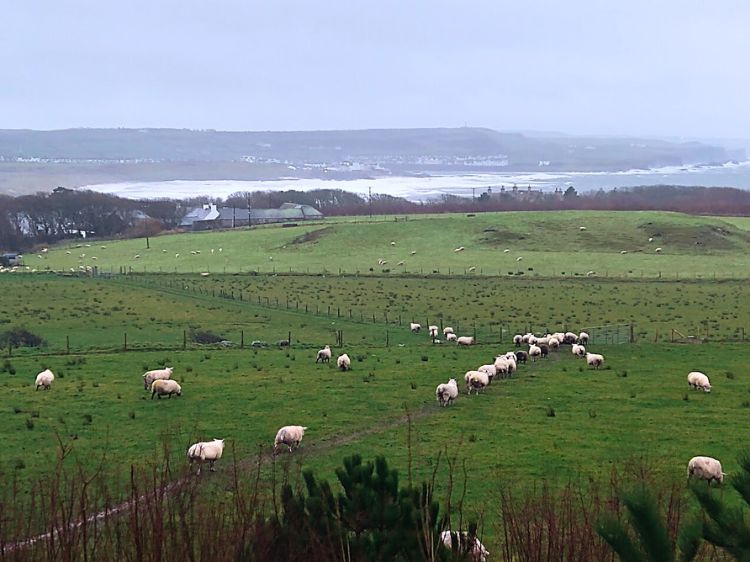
(247, 196, 252, 227)
(369, 186, 372, 219)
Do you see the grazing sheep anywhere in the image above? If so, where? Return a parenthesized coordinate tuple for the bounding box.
(410, 250, 417, 255)
(586, 352, 605, 369)
(515, 350, 528, 364)
(521, 333, 533, 344)
(436, 378, 459, 407)
(548, 337, 560, 350)
(337, 353, 351, 371)
(410, 322, 422, 333)
(466, 371, 490, 394)
(539, 343, 549, 358)
(493, 357, 509, 378)
(440, 530, 490, 562)
(648, 237, 654, 242)
(536, 336, 549, 346)
(478, 364, 498, 382)
(151, 379, 182, 399)
(516, 256, 523, 262)
(143, 366, 174, 390)
(274, 425, 307, 454)
(579, 226, 587, 231)
(316, 345, 332, 363)
(687, 456, 725, 485)
(578, 331, 589, 345)
(655, 247, 663, 253)
(187, 439, 225, 474)
(528, 344, 542, 361)
(687, 371, 711, 392)
(513, 334, 523, 346)
(397, 260, 405, 266)
(528, 335, 538, 345)
(443, 326, 454, 336)
(571, 344, 586, 357)
(457, 336, 475, 346)
(35, 368, 55, 390)
(446, 333, 458, 342)
(564, 332, 578, 344)
(454, 246, 465, 252)
(428, 325, 439, 338)
(505, 351, 518, 374)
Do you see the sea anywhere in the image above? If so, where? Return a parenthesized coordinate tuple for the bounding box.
(81, 160, 750, 202)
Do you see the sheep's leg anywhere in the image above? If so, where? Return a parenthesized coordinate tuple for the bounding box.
(210, 460, 216, 472)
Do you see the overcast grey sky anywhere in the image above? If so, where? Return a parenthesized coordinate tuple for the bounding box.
(3, 0, 749, 137)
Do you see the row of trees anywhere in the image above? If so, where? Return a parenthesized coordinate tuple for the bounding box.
(3, 184, 750, 251)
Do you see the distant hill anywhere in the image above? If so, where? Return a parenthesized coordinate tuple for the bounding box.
(0, 127, 731, 171)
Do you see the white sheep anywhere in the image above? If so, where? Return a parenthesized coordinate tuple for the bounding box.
(440, 530, 490, 562)
(478, 364, 497, 382)
(454, 246, 465, 252)
(578, 332, 589, 345)
(436, 378, 459, 407)
(579, 226, 587, 231)
(571, 344, 586, 357)
(443, 327, 454, 336)
(187, 438, 225, 474)
(35, 368, 55, 390)
(528, 344, 542, 361)
(521, 333, 532, 344)
(274, 425, 307, 453)
(493, 356, 509, 378)
(586, 352, 605, 369)
(548, 337, 560, 350)
(564, 332, 578, 344)
(316, 345, 332, 363)
(687, 456, 725, 485)
(687, 371, 711, 392)
(503, 352, 517, 374)
(446, 333, 458, 342)
(428, 325, 439, 338)
(655, 247, 663, 253)
(516, 256, 523, 262)
(456, 336, 475, 346)
(143, 366, 174, 390)
(513, 334, 523, 346)
(337, 353, 351, 371)
(151, 379, 182, 399)
(410, 322, 422, 333)
(466, 371, 490, 394)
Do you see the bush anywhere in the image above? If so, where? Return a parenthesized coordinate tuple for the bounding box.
(190, 330, 224, 344)
(0, 327, 46, 348)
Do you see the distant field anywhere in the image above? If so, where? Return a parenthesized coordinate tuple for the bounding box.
(155, 274, 749, 342)
(27, 210, 750, 278)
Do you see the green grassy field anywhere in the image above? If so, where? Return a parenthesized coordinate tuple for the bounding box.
(4, 210, 750, 551)
(157, 273, 750, 342)
(3, 342, 748, 513)
(26, 210, 750, 278)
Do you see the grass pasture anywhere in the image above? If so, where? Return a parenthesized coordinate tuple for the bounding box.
(28, 210, 750, 278)
(2, 343, 749, 514)
(3, 208, 750, 554)
(156, 273, 750, 342)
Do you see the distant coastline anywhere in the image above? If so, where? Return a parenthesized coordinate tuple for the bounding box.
(80, 160, 750, 201)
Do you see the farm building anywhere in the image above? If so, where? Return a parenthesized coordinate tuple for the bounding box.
(0, 252, 22, 266)
(180, 203, 323, 230)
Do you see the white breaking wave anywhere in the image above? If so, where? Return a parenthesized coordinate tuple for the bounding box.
(79, 160, 750, 201)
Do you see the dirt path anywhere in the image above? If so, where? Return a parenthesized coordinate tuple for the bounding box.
(5, 401, 439, 552)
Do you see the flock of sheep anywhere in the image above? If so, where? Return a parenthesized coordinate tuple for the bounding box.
(425, 327, 724, 493)
(28, 319, 721, 561)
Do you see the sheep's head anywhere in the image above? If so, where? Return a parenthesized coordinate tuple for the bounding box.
(704, 385, 712, 393)
(166, 367, 174, 375)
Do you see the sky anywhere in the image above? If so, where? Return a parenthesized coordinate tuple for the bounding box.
(3, 0, 749, 138)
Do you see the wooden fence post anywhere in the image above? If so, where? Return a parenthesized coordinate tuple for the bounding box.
(183, 330, 187, 350)
(241, 330, 244, 349)
(124, 332, 128, 351)
(66, 335, 70, 355)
